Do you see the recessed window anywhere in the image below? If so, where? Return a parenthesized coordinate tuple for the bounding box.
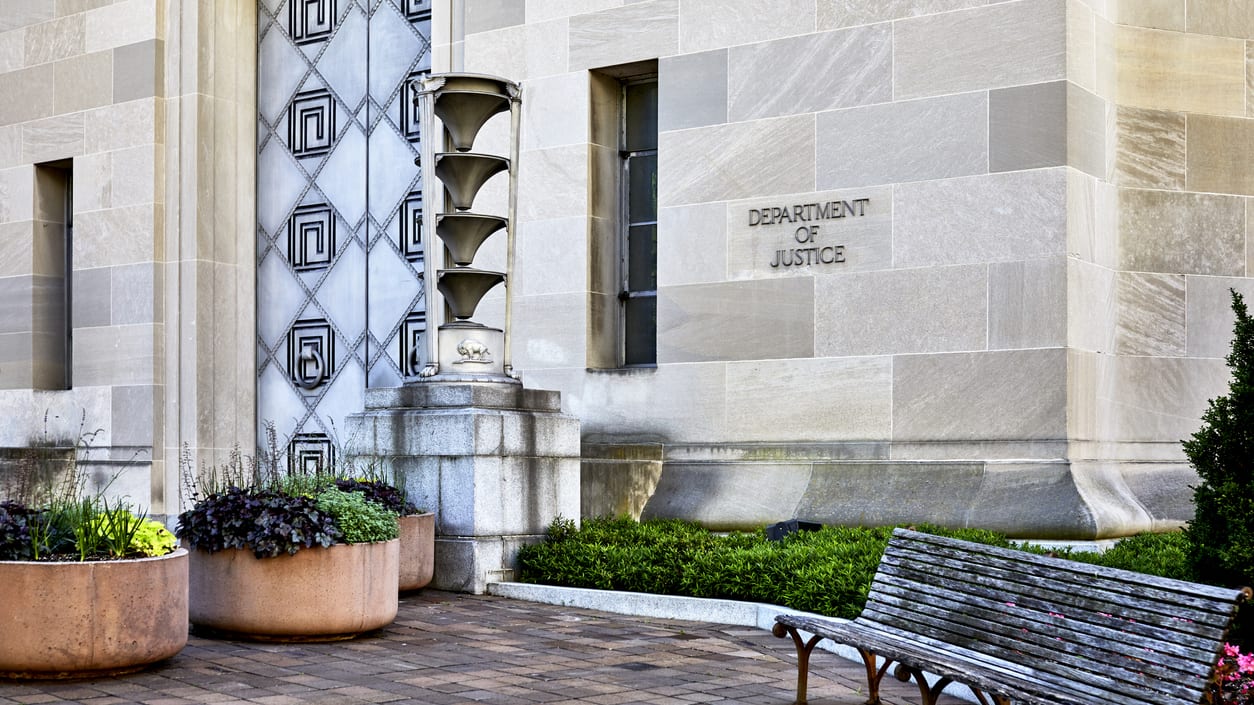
(619, 78, 657, 367)
(33, 161, 72, 390)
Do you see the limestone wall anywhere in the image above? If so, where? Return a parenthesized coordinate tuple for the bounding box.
(445, 0, 1254, 538)
(0, 1, 256, 517)
(1063, 1, 1254, 529)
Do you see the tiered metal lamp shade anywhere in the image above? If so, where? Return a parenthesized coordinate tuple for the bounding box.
(436, 269, 506, 320)
(433, 88, 510, 152)
(435, 213, 507, 266)
(424, 73, 515, 327)
(433, 153, 508, 211)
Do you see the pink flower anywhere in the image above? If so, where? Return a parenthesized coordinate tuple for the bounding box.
(1226, 644, 1241, 658)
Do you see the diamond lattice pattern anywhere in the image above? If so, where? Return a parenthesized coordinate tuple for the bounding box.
(257, 0, 431, 452)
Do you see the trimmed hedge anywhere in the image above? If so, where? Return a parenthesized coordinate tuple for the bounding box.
(516, 517, 1195, 621)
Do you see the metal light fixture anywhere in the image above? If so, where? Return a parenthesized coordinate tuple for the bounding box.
(413, 73, 521, 381)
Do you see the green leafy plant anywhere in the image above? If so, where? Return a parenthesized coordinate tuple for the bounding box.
(175, 486, 342, 558)
(517, 517, 1196, 620)
(0, 501, 36, 560)
(88, 505, 176, 558)
(177, 421, 412, 558)
(1185, 290, 1254, 591)
(315, 487, 399, 543)
(0, 413, 172, 562)
(333, 478, 418, 515)
(128, 516, 178, 557)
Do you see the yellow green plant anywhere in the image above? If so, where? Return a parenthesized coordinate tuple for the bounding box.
(127, 516, 177, 557)
(87, 509, 176, 558)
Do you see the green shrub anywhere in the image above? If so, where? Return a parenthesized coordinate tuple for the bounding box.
(517, 517, 721, 593)
(683, 525, 892, 618)
(333, 478, 417, 515)
(516, 518, 1013, 618)
(517, 517, 1200, 621)
(1185, 290, 1254, 591)
(315, 488, 398, 544)
(1064, 531, 1193, 581)
(0, 501, 36, 560)
(176, 486, 341, 558)
(125, 516, 178, 557)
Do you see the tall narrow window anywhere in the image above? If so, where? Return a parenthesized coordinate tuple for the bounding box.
(33, 161, 72, 390)
(620, 78, 657, 366)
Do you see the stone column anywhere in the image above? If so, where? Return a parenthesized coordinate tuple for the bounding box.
(346, 382, 579, 594)
(159, 0, 258, 517)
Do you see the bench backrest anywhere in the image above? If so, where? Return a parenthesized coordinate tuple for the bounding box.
(862, 529, 1249, 705)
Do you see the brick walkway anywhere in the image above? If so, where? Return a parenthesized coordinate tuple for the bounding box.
(0, 591, 964, 705)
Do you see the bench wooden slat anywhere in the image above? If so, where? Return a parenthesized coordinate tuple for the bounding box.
(872, 561, 1224, 666)
(898, 531, 1243, 608)
(869, 570, 1220, 671)
(778, 615, 1152, 705)
(863, 588, 1210, 701)
(877, 550, 1232, 648)
(889, 540, 1240, 628)
(769, 529, 1248, 705)
(856, 619, 1160, 705)
(866, 579, 1215, 687)
(871, 532, 1238, 701)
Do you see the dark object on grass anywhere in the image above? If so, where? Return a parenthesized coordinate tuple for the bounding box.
(765, 519, 822, 542)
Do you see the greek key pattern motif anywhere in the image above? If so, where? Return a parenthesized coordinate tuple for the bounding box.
(257, 0, 431, 447)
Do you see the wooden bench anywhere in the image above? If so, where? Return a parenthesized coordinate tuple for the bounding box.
(772, 528, 1250, 705)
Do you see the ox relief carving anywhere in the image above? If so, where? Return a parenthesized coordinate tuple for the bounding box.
(455, 339, 492, 364)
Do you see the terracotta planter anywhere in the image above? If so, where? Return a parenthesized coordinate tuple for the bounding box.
(399, 512, 434, 591)
(0, 549, 189, 679)
(189, 540, 399, 641)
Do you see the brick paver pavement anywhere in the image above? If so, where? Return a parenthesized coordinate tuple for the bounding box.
(0, 591, 965, 705)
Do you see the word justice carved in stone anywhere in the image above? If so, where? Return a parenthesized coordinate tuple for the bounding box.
(748, 198, 869, 269)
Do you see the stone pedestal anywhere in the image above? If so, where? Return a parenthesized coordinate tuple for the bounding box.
(345, 381, 580, 594)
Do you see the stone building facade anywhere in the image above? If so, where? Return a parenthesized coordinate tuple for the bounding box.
(0, 0, 1251, 539)
(0, 1, 254, 511)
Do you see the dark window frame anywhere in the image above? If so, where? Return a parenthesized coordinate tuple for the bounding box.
(618, 77, 657, 367)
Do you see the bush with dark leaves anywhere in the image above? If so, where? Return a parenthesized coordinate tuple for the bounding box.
(0, 500, 37, 561)
(176, 486, 341, 558)
(333, 478, 417, 515)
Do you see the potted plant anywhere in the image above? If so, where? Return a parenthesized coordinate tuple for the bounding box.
(334, 478, 434, 591)
(176, 453, 403, 641)
(0, 434, 186, 679)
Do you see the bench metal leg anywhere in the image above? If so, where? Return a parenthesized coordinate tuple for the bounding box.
(965, 688, 1011, 705)
(893, 664, 951, 705)
(891, 665, 1011, 705)
(772, 623, 824, 705)
(855, 647, 893, 705)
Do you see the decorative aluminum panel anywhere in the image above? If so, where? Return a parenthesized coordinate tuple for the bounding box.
(257, 0, 430, 460)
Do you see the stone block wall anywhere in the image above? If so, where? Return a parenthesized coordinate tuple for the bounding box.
(0, 1, 256, 518)
(1070, 1, 1254, 456)
(0, 1, 166, 501)
(442, 0, 1254, 538)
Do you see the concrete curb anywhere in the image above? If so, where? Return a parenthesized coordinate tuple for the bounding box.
(488, 581, 798, 631)
(488, 582, 978, 703)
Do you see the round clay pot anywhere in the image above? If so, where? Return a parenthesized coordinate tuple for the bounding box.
(0, 549, 189, 679)
(189, 540, 399, 641)
(399, 512, 434, 591)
